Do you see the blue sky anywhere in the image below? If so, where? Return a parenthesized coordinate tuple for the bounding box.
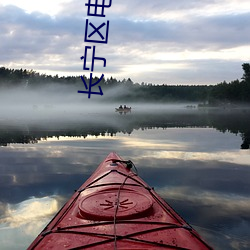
(0, 0, 250, 84)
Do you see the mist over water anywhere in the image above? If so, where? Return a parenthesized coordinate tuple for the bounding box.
(1, 84, 250, 150)
(0, 84, 198, 125)
(0, 85, 110, 121)
(1, 84, 250, 249)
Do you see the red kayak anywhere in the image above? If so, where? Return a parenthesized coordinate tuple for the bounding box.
(28, 152, 213, 249)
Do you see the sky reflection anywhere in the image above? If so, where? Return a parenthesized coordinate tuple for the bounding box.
(0, 196, 62, 250)
(0, 196, 59, 228)
(0, 127, 250, 249)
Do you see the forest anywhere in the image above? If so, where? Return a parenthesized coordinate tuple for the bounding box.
(0, 63, 250, 104)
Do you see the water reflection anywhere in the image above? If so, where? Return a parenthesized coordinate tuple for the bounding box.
(0, 107, 250, 149)
(0, 196, 62, 250)
(1, 196, 59, 228)
(0, 109, 250, 249)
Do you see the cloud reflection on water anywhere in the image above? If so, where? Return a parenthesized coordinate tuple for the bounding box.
(0, 196, 61, 250)
(0, 196, 59, 229)
(164, 188, 250, 250)
(0, 127, 250, 249)
(153, 150, 250, 166)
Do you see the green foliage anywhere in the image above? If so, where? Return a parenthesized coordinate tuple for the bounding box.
(208, 63, 250, 104)
(0, 64, 250, 103)
(242, 63, 250, 82)
(0, 67, 82, 87)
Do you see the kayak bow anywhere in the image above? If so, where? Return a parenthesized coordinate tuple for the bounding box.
(28, 152, 213, 249)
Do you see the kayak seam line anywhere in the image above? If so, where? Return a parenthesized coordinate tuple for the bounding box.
(83, 170, 114, 189)
(80, 182, 142, 190)
(148, 189, 186, 225)
(40, 191, 82, 239)
(147, 190, 213, 249)
(56, 220, 182, 230)
(54, 225, 191, 250)
(54, 225, 191, 235)
(78, 169, 151, 193)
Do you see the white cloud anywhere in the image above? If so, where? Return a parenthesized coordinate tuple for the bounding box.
(0, 0, 68, 16)
(0, 0, 250, 84)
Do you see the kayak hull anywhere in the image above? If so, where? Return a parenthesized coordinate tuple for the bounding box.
(28, 152, 213, 249)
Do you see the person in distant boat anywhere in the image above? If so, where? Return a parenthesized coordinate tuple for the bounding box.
(124, 105, 127, 109)
(119, 105, 122, 109)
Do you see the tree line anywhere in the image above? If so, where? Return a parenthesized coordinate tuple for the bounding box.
(0, 63, 249, 104)
(208, 63, 250, 105)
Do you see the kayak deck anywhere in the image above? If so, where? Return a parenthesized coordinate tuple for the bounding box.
(28, 152, 213, 249)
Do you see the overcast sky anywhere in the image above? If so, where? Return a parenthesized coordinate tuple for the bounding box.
(0, 0, 250, 85)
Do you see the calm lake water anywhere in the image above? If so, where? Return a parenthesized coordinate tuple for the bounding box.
(0, 104, 250, 249)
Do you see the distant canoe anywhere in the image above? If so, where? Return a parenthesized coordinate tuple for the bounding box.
(115, 107, 132, 113)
